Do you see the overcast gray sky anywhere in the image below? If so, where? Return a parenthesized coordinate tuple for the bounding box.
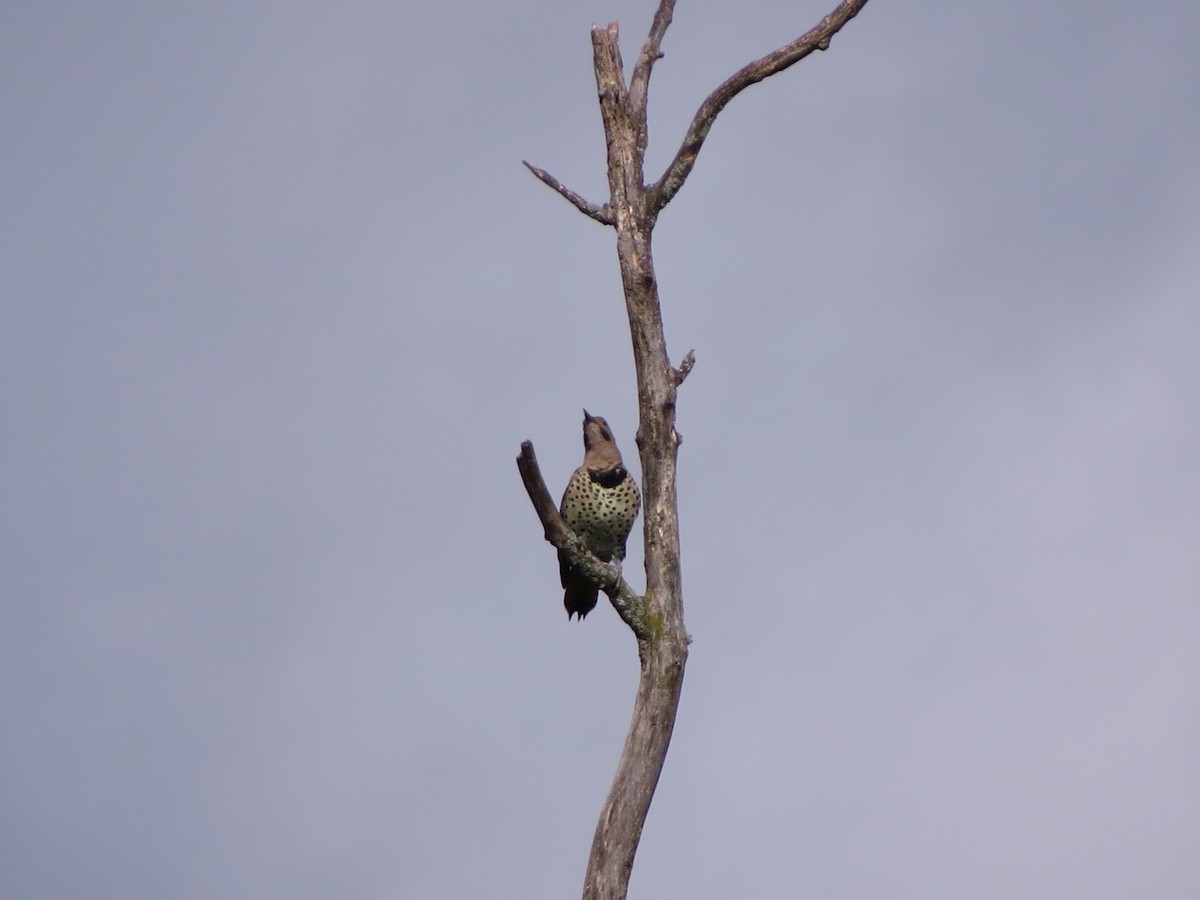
(3, 1, 1199, 898)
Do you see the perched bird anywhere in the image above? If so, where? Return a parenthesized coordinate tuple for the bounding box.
(558, 410, 641, 620)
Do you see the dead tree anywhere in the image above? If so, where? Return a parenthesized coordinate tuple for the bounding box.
(517, 2, 871, 897)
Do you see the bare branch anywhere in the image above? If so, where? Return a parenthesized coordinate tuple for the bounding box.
(516, 441, 653, 635)
(515, 440, 570, 544)
(628, 0, 677, 117)
(519, 5, 868, 896)
(582, 24, 694, 900)
(672, 348, 696, 386)
(522, 161, 615, 226)
(651, 0, 872, 211)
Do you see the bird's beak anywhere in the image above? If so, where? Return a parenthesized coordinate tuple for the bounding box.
(582, 408, 594, 421)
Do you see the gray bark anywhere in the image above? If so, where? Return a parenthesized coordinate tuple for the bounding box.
(517, 3, 871, 897)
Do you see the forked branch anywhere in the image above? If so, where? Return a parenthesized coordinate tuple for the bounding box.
(519, 3, 869, 898)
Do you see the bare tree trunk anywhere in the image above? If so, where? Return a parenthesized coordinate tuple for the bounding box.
(517, 3, 871, 898)
(580, 24, 691, 900)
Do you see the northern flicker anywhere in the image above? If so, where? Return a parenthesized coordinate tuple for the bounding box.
(558, 410, 641, 620)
